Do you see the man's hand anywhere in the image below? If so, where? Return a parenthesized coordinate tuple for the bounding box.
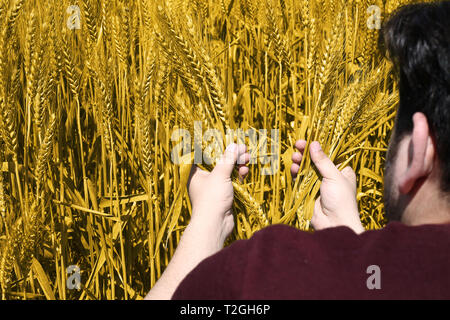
(145, 144, 249, 300)
(187, 143, 250, 247)
(291, 140, 365, 234)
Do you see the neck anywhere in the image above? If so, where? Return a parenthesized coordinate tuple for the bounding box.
(401, 188, 450, 226)
(403, 212, 450, 226)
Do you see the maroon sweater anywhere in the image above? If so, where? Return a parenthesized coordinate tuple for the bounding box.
(172, 222, 450, 299)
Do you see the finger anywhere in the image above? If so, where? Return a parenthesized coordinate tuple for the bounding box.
(290, 163, 300, 178)
(342, 166, 357, 188)
(212, 143, 242, 178)
(238, 151, 250, 181)
(237, 151, 250, 166)
(295, 140, 307, 153)
(309, 141, 341, 181)
(292, 152, 302, 164)
(238, 166, 249, 179)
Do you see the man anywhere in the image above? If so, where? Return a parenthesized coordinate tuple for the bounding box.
(146, 1, 450, 299)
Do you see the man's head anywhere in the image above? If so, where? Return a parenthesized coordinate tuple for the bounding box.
(381, 1, 450, 224)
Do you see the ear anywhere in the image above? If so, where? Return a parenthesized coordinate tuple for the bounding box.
(398, 112, 435, 194)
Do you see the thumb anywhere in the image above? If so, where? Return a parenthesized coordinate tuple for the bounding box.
(212, 144, 239, 178)
(309, 141, 341, 181)
(342, 166, 357, 188)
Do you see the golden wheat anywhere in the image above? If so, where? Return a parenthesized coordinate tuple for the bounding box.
(0, 0, 435, 300)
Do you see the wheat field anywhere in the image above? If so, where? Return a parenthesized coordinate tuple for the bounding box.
(0, 0, 431, 300)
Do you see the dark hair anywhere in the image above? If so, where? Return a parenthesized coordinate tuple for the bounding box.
(380, 1, 450, 192)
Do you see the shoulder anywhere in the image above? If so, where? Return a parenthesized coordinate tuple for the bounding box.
(357, 221, 450, 260)
(246, 223, 362, 253)
(359, 221, 450, 247)
(192, 221, 450, 272)
(172, 222, 450, 299)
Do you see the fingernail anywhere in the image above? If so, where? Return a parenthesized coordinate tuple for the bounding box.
(310, 141, 321, 152)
